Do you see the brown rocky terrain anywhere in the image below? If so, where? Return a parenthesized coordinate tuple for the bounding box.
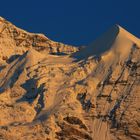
(0, 17, 140, 140)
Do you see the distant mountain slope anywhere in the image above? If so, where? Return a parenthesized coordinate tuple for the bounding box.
(0, 17, 140, 140)
(0, 17, 78, 63)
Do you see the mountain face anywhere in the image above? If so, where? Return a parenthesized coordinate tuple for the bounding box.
(0, 17, 140, 140)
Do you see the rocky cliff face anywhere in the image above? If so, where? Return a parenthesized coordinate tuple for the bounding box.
(0, 17, 78, 62)
(0, 18, 140, 140)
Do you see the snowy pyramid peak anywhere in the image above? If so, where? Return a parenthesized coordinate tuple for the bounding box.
(73, 24, 140, 60)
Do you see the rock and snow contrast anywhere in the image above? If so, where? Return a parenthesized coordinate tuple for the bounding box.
(0, 17, 140, 140)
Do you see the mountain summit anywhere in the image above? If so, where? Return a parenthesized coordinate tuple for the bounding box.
(0, 17, 140, 140)
(74, 24, 140, 59)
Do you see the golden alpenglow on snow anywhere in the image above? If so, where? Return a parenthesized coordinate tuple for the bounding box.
(0, 17, 140, 140)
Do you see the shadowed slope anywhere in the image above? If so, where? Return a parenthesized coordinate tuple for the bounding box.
(73, 24, 140, 60)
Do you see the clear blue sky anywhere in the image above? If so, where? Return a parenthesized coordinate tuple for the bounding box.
(1, 0, 140, 46)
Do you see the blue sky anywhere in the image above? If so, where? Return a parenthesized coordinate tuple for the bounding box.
(1, 0, 140, 46)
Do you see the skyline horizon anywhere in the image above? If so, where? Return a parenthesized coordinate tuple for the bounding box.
(1, 0, 140, 46)
(1, 16, 139, 47)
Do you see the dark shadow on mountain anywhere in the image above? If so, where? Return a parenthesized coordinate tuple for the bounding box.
(50, 52, 68, 56)
(7, 54, 21, 63)
(16, 80, 46, 116)
(16, 78, 38, 103)
(35, 83, 46, 114)
(34, 103, 58, 122)
(72, 25, 120, 60)
(0, 67, 23, 92)
(0, 65, 6, 72)
(0, 53, 28, 93)
(34, 109, 51, 122)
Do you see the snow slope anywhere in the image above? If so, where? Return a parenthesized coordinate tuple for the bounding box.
(0, 17, 140, 140)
